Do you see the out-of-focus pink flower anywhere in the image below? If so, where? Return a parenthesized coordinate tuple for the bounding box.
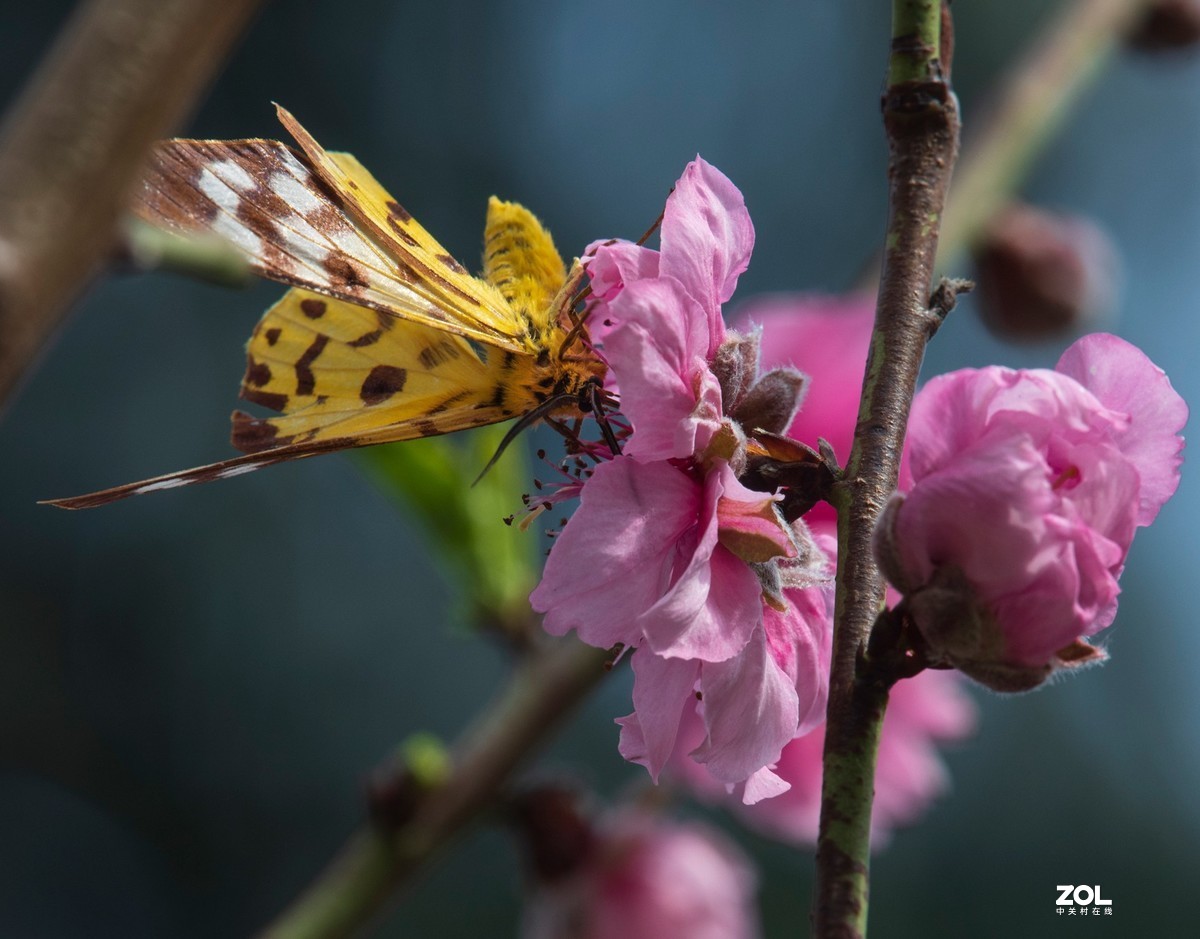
(722, 668, 976, 848)
(738, 293, 875, 526)
(522, 807, 761, 939)
(878, 333, 1187, 691)
(532, 159, 830, 795)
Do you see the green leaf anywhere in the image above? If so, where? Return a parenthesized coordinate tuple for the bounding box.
(354, 424, 538, 623)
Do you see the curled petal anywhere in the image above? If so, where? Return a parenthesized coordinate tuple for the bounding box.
(1056, 333, 1188, 526)
(619, 651, 701, 782)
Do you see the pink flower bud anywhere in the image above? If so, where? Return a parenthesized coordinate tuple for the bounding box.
(879, 334, 1186, 691)
(521, 807, 761, 939)
(973, 204, 1120, 342)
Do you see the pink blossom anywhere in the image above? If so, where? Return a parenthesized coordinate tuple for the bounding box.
(522, 808, 761, 939)
(877, 333, 1187, 691)
(532, 159, 831, 793)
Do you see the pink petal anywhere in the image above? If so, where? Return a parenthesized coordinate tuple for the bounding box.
(602, 277, 723, 461)
(641, 466, 763, 662)
(690, 626, 800, 784)
(531, 459, 700, 649)
(619, 651, 701, 781)
(763, 589, 832, 737)
(1056, 333, 1188, 526)
(660, 158, 754, 356)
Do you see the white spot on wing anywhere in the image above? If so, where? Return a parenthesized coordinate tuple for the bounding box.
(217, 464, 261, 479)
(270, 171, 324, 216)
(197, 164, 263, 257)
(209, 158, 255, 192)
(135, 477, 193, 494)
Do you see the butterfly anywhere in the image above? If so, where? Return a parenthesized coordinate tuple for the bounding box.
(46, 106, 607, 509)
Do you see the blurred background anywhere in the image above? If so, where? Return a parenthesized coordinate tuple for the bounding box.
(2, 1, 1198, 935)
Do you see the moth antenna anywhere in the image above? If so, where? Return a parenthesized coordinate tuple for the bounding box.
(635, 206, 666, 246)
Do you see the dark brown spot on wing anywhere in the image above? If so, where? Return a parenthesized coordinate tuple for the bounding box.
(241, 387, 289, 412)
(360, 365, 408, 405)
(295, 334, 329, 395)
(414, 419, 441, 437)
(231, 410, 293, 453)
(245, 357, 272, 387)
(300, 298, 327, 319)
(485, 383, 506, 409)
(417, 340, 461, 369)
(264, 327, 282, 346)
(386, 200, 412, 222)
(386, 214, 419, 246)
(375, 310, 396, 331)
(436, 252, 468, 275)
(324, 255, 367, 288)
(348, 328, 383, 348)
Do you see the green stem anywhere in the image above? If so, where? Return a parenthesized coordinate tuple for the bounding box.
(887, 0, 944, 85)
(813, 3, 960, 936)
(259, 638, 611, 939)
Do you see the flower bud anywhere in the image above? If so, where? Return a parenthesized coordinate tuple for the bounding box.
(711, 330, 761, 415)
(1128, 0, 1200, 52)
(520, 804, 761, 939)
(876, 334, 1185, 692)
(973, 204, 1120, 342)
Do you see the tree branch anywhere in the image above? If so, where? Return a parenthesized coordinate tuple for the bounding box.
(0, 0, 267, 413)
(259, 636, 612, 939)
(813, 3, 961, 936)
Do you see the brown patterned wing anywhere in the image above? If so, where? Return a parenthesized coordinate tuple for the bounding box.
(132, 135, 528, 353)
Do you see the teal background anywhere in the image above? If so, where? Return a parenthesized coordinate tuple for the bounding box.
(1, 1, 1197, 936)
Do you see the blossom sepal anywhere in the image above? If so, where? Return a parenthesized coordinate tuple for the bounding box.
(878, 509, 1110, 692)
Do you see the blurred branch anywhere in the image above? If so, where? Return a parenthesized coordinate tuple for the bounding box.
(0, 0, 267, 413)
(259, 635, 612, 939)
(855, 0, 1154, 291)
(936, 0, 1153, 264)
(815, 2, 960, 936)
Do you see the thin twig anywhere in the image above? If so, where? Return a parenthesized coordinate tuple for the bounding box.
(259, 637, 612, 939)
(0, 0, 267, 413)
(813, 3, 961, 936)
